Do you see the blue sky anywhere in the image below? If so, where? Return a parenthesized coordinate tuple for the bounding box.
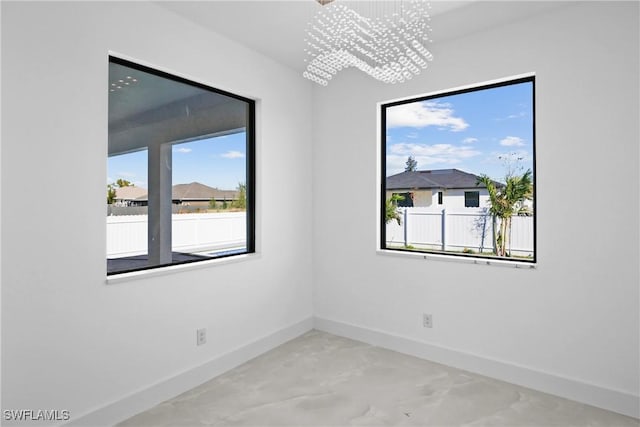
(386, 81, 534, 182)
(108, 132, 247, 191)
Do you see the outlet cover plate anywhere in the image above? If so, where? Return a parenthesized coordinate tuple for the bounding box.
(423, 314, 433, 328)
(197, 328, 207, 346)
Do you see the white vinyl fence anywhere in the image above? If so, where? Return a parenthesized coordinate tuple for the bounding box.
(386, 208, 534, 256)
(107, 212, 246, 257)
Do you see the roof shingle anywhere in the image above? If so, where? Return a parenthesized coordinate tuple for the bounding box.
(386, 169, 501, 190)
(114, 186, 148, 200)
(132, 182, 238, 201)
(171, 182, 237, 201)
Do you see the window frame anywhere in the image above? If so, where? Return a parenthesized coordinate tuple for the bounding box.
(107, 56, 256, 276)
(379, 74, 536, 266)
(464, 191, 480, 208)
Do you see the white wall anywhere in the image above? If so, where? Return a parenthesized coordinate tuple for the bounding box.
(1, 2, 313, 425)
(312, 0, 639, 417)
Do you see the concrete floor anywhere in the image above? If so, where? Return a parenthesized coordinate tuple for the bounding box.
(119, 330, 639, 426)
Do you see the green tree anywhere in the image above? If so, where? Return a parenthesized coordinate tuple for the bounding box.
(405, 156, 418, 172)
(477, 169, 533, 257)
(107, 184, 116, 204)
(385, 194, 405, 225)
(208, 198, 217, 209)
(116, 178, 133, 187)
(232, 182, 247, 210)
(107, 178, 135, 204)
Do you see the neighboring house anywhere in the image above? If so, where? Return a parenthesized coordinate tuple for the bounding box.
(113, 186, 148, 207)
(115, 182, 238, 208)
(386, 168, 502, 209)
(171, 182, 238, 207)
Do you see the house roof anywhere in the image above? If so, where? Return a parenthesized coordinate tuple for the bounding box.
(386, 169, 502, 190)
(171, 182, 238, 201)
(114, 186, 148, 200)
(132, 182, 238, 201)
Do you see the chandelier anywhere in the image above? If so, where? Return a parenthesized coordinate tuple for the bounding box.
(303, 0, 434, 86)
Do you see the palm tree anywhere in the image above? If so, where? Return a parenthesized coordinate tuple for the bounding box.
(477, 176, 503, 254)
(385, 194, 405, 225)
(477, 169, 533, 256)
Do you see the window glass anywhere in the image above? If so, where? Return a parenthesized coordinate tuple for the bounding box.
(108, 57, 255, 275)
(464, 191, 480, 208)
(393, 192, 414, 208)
(382, 76, 535, 262)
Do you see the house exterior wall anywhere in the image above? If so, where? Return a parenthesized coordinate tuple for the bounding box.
(440, 189, 491, 210)
(387, 188, 489, 209)
(386, 189, 432, 207)
(413, 190, 432, 207)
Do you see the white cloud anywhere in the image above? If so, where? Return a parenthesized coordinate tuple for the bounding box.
(406, 132, 419, 139)
(500, 136, 525, 147)
(386, 143, 481, 175)
(462, 137, 478, 144)
(387, 101, 469, 132)
(175, 147, 192, 153)
(221, 150, 245, 159)
(390, 143, 481, 159)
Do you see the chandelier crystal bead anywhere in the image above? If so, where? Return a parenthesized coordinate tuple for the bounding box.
(304, 0, 433, 85)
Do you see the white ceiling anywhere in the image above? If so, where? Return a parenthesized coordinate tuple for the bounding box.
(157, 1, 568, 73)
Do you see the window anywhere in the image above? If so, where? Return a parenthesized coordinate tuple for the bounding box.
(464, 191, 479, 208)
(381, 76, 535, 263)
(107, 56, 255, 275)
(393, 192, 414, 208)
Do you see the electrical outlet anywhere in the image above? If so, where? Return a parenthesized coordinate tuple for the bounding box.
(196, 328, 207, 346)
(423, 313, 433, 328)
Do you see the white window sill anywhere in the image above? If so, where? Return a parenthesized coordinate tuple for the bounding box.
(106, 252, 260, 284)
(376, 249, 537, 269)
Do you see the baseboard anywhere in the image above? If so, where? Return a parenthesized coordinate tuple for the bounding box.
(314, 317, 639, 419)
(67, 317, 314, 427)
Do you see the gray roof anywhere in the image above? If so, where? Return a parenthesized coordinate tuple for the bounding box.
(135, 182, 238, 201)
(172, 182, 238, 201)
(386, 169, 502, 190)
(115, 186, 148, 200)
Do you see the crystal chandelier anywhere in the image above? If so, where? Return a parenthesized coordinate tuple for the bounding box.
(303, 0, 434, 86)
